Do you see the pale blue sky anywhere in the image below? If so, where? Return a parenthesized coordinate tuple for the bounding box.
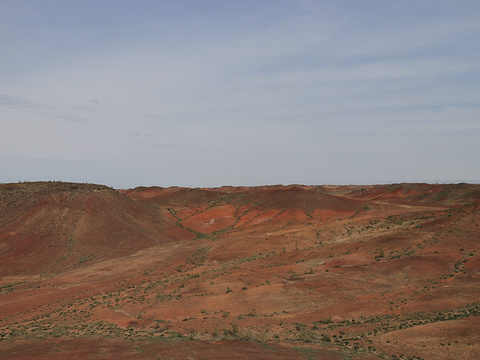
(1, 1, 479, 188)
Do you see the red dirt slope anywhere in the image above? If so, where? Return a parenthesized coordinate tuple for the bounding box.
(1, 182, 480, 360)
(0, 182, 193, 276)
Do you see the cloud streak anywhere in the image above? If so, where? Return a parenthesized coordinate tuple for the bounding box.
(0, 94, 88, 123)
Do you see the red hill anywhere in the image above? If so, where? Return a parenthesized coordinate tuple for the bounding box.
(0, 182, 193, 276)
(1, 182, 479, 359)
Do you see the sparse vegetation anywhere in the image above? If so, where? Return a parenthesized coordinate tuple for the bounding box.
(1, 182, 480, 359)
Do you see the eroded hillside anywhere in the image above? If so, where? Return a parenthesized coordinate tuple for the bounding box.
(1, 182, 479, 359)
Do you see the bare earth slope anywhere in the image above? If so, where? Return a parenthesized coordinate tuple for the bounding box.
(1, 182, 479, 359)
(0, 182, 193, 276)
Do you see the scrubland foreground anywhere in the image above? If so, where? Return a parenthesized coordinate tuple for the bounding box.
(1, 182, 480, 359)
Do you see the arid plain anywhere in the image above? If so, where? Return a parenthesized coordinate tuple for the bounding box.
(1, 182, 479, 359)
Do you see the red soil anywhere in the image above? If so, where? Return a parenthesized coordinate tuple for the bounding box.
(1, 182, 480, 359)
(181, 205, 237, 233)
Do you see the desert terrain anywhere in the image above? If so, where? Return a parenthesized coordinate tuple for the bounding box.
(0, 181, 479, 359)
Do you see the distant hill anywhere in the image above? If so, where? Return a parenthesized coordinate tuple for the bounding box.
(346, 182, 480, 204)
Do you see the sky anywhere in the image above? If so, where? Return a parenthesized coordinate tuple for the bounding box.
(1, 0, 479, 188)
